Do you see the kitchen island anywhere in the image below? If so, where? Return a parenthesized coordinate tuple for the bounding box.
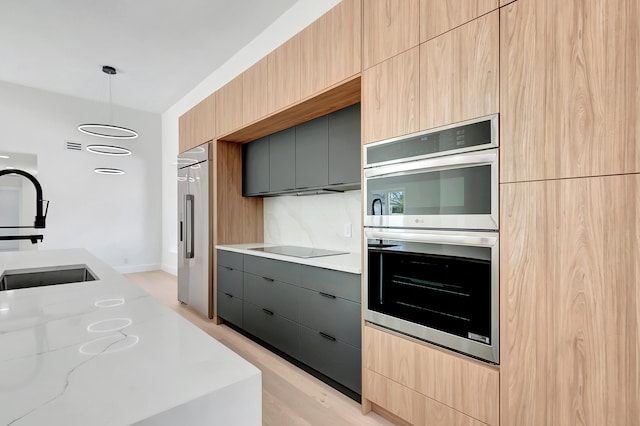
(0, 249, 261, 426)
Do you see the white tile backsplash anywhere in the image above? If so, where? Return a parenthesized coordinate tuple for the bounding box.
(264, 190, 362, 253)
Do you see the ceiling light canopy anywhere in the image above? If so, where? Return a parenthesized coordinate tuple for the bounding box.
(86, 145, 132, 156)
(78, 66, 139, 140)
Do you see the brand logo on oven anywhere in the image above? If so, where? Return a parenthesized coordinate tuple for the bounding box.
(414, 218, 424, 224)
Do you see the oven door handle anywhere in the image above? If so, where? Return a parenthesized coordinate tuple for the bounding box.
(364, 149, 497, 179)
(365, 230, 497, 247)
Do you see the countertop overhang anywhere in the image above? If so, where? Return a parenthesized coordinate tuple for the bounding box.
(0, 249, 261, 426)
(215, 243, 361, 274)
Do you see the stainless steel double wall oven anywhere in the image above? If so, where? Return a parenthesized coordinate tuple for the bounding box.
(363, 115, 500, 363)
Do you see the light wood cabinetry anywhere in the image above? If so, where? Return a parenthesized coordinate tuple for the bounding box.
(300, 0, 361, 99)
(362, 47, 419, 144)
(366, 370, 487, 426)
(419, 11, 499, 131)
(364, 325, 499, 425)
(363, 0, 419, 69)
(500, 0, 640, 182)
(178, 93, 215, 153)
(216, 74, 243, 137)
(268, 35, 300, 113)
(242, 57, 269, 125)
(420, 0, 498, 42)
(500, 175, 640, 426)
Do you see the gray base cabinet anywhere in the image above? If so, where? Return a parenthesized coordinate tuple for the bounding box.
(216, 250, 362, 395)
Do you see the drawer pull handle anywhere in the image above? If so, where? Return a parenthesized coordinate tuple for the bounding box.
(262, 308, 274, 316)
(319, 292, 336, 299)
(263, 277, 275, 282)
(319, 332, 336, 342)
(224, 292, 233, 298)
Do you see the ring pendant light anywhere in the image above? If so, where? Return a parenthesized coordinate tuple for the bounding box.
(86, 145, 132, 156)
(94, 168, 125, 175)
(78, 66, 139, 140)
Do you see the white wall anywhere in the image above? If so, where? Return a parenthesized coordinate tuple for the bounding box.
(161, 0, 341, 274)
(0, 81, 162, 273)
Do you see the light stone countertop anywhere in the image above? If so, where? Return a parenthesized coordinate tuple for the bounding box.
(0, 249, 261, 426)
(216, 243, 361, 274)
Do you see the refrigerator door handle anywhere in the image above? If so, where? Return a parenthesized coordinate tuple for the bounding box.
(185, 194, 195, 259)
(179, 221, 183, 242)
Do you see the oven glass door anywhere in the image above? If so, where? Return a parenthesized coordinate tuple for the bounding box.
(364, 149, 498, 230)
(364, 228, 499, 363)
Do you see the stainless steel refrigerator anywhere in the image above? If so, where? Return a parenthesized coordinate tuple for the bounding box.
(177, 144, 210, 318)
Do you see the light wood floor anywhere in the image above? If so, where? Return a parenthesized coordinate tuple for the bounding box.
(125, 270, 393, 426)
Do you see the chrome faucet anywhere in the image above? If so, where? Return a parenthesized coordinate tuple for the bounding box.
(0, 168, 48, 243)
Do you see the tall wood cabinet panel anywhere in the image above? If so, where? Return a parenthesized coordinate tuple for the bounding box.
(500, 0, 640, 183)
(216, 74, 243, 137)
(363, 0, 419, 69)
(179, 93, 215, 153)
(500, 175, 640, 426)
(268, 35, 301, 113)
(419, 11, 499, 131)
(419, 0, 498, 42)
(364, 326, 499, 426)
(300, 0, 362, 99)
(362, 47, 419, 144)
(242, 57, 269, 125)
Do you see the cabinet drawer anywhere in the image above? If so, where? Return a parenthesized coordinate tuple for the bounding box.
(217, 250, 243, 270)
(365, 370, 487, 426)
(300, 265, 360, 302)
(243, 272, 298, 322)
(217, 291, 242, 327)
(299, 287, 361, 348)
(244, 255, 300, 285)
(217, 266, 243, 299)
(243, 301, 299, 358)
(300, 325, 361, 394)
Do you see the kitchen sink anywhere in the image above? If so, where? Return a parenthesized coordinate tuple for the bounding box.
(0, 264, 98, 291)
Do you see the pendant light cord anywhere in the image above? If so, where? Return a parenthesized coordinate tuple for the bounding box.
(108, 73, 113, 125)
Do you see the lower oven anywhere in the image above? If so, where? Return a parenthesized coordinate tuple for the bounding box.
(364, 227, 499, 364)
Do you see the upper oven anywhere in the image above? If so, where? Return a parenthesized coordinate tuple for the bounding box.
(363, 115, 498, 231)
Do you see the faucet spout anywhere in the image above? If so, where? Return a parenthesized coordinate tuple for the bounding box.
(0, 169, 47, 228)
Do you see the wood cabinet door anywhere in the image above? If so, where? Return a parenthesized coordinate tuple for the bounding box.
(179, 93, 215, 153)
(419, 11, 499, 131)
(500, 0, 640, 182)
(178, 112, 190, 153)
(326, 0, 361, 86)
(268, 35, 301, 113)
(420, 0, 498, 42)
(216, 75, 243, 137)
(500, 175, 640, 426)
(300, 14, 328, 100)
(242, 57, 269, 125)
(362, 46, 420, 144)
(363, 0, 419, 69)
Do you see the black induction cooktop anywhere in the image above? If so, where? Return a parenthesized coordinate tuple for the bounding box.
(249, 245, 348, 258)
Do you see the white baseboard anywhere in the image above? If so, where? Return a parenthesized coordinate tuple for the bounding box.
(113, 263, 162, 274)
(161, 264, 177, 276)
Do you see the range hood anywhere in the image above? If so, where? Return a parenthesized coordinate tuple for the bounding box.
(262, 182, 360, 197)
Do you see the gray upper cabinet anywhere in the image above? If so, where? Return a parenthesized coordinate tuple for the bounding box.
(269, 128, 296, 192)
(242, 103, 361, 197)
(329, 103, 361, 185)
(295, 115, 329, 189)
(242, 136, 269, 196)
